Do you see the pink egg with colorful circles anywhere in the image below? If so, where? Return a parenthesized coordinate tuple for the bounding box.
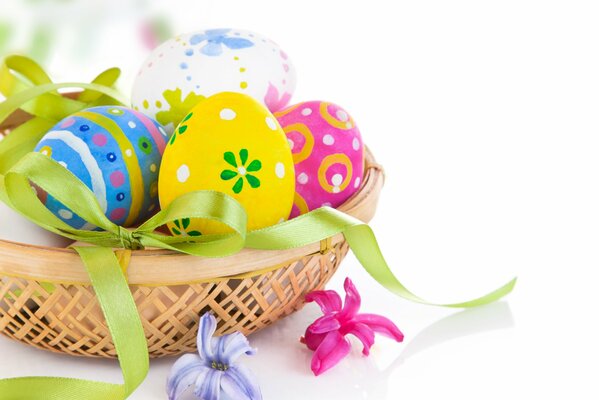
(275, 101, 364, 218)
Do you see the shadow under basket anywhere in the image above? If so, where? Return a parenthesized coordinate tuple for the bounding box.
(0, 112, 384, 359)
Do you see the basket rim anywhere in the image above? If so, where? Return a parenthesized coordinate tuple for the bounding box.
(0, 125, 384, 285)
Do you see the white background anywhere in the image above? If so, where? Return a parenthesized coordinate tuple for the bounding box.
(1, 0, 599, 399)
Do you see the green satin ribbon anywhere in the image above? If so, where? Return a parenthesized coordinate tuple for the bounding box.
(0, 55, 127, 176)
(0, 56, 516, 399)
(0, 247, 148, 400)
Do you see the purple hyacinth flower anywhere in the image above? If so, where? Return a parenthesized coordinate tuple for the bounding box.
(167, 313, 262, 400)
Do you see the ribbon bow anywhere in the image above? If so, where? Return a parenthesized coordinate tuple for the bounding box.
(117, 226, 144, 250)
(0, 56, 516, 400)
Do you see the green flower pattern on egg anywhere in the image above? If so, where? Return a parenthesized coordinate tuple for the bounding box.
(220, 149, 262, 194)
(170, 218, 202, 237)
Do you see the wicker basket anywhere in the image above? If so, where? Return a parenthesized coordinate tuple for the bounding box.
(0, 110, 384, 359)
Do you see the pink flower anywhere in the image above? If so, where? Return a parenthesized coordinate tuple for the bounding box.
(300, 277, 404, 376)
(263, 82, 292, 112)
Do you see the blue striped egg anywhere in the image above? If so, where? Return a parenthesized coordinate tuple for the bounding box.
(34, 106, 169, 229)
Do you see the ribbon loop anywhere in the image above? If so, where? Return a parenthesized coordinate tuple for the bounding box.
(0, 55, 127, 178)
(0, 55, 125, 122)
(0, 55, 516, 400)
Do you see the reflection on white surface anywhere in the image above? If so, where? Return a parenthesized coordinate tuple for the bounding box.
(0, 297, 515, 400)
(245, 302, 514, 400)
(399, 302, 514, 362)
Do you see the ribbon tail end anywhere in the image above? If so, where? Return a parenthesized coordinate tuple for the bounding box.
(445, 277, 518, 309)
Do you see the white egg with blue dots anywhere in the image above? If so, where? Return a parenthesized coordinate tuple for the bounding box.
(131, 28, 297, 134)
(34, 106, 169, 230)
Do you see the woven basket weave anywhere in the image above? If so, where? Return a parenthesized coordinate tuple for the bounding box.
(0, 110, 384, 359)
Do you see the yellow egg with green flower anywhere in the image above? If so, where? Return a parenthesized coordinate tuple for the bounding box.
(158, 92, 295, 235)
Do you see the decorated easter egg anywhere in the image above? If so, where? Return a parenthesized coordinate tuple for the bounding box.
(159, 92, 295, 235)
(274, 101, 364, 218)
(34, 106, 168, 229)
(0, 126, 72, 246)
(132, 28, 296, 134)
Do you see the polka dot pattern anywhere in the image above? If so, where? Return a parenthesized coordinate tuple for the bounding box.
(60, 118, 76, 129)
(159, 92, 295, 235)
(220, 108, 236, 120)
(298, 172, 309, 184)
(177, 164, 190, 183)
(110, 171, 125, 187)
(92, 134, 108, 146)
(323, 134, 335, 145)
(34, 106, 168, 230)
(58, 209, 73, 220)
(131, 29, 297, 135)
(275, 101, 364, 218)
(275, 162, 285, 178)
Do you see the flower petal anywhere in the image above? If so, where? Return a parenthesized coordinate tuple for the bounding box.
(216, 331, 257, 365)
(194, 368, 223, 400)
(232, 177, 244, 194)
(205, 28, 231, 37)
(338, 277, 361, 322)
(201, 42, 223, 56)
(224, 151, 237, 167)
(220, 170, 238, 180)
(222, 37, 254, 50)
(245, 174, 260, 188)
(301, 329, 327, 351)
(239, 149, 248, 165)
(308, 315, 341, 334)
(343, 322, 375, 355)
(166, 354, 207, 400)
(353, 313, 404, 342)
(197, 313, 217, 360)
(246, 159, 262, 172)
(305, 290, 342, 314)
(190, 34, 209, 45)
(263, 83, 292, 112)
(221, 364, 263, 400)
(311, 331, 351, 376)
